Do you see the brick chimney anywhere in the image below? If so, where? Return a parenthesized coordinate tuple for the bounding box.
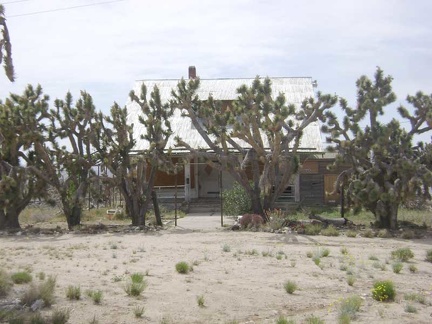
(188, 66, 196, 79)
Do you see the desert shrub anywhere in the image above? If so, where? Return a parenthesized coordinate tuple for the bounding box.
(266, 209, 288, 230)
(222, 244, 231, 252)
(239, 214, 264, 229)
(401, 230, 415, 239)
(404, 292, 426, 304)
(305, 315, 324, 324)
(340, 247, 349, 255)
(346, 230, 357, 238)
(222, 183, 251, 216)
(346, 275, 356, 286)
(175, 261, 190, 274)
(275, 316, 295, 324)
(362, 229, 375, 238)
(392, 262, 403, 274)
(283, 280, 297, 294)
(338, 295, 362, 323)
(133, 306, 145, 318)
(130, 273, 144, 283)
(404, 304, 417, 313)
(11, 271, 32, 284)
(21, 275, 56, 307)
(0, 269, 13, 297)
(321, 248, 330, 257)
(426, 249, 432, 262)
(196, 295, 205, 307)
(66, 285, 81, 300)
(51, 308, 70, 324)
(29, 313, 46, 324)
(303, 223, 322, 235)
(408, 264, 417, 273)
(124, 281, 147, 297)
(90, 290, 103, 304)
(391, 247, 414, 262)
(377, 229, 392, 238)
(372, 280, 396, 302)
(321, 225, 339, 236)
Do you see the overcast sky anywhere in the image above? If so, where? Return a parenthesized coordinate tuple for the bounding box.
(1, 0, 432, 141)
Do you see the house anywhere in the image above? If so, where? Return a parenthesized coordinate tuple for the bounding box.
(126, 66, 341, 207)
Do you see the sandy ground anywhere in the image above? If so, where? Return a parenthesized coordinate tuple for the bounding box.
(1, 215, 432, 324)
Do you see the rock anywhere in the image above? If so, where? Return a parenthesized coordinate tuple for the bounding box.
(30, 299, 45, 311)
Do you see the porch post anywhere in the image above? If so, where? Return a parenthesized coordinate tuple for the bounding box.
(184, 159, 191, 202)
(295, 174, 301, 202)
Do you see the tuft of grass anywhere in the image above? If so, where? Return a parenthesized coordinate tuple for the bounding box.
(0, 269, 13, 297)
(305, 315, 324, 324)
(306, 251, 313, 258)
(51, 308, 70, 324)
(321, 225, 339, 236)
(372, 280, 396, 302)
(175, 261, 190, 274)
(377, 229, 392, 238)
(11, 271, 32, 284)
(66, 285, 81, 300)
(196, 295, 205, 307)
(392, 262, 403, 274)
(346, 230, 357, 238)
(37, 272, 46, 281)
(340, 247, 349, 255)
(346, 275, 356, 286)
(425, 249, 432, 263)
(404, 304, 417, 313)
(391, 247, 414, 262)
(124, 281, 147, 297)
(275, 316, 295, 324)
(283, 280, 297, 294)
(304, 223, 322, 235)
(130, 273, 144, 283)
(408, 264, 418, 273)
(222, 244, 231, 252)
(362, 229, 375, 238)
(404, 292, 426, 304)
(338, 295, 362, 323)
(321, 248, 330, 257)
(133, 305, 145, 318)
(368, 255, 379, 261)
(21, 275, 56, 307)
(90, 290, 103, 304)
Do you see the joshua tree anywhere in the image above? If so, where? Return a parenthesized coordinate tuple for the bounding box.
(0, 4, 14, 81)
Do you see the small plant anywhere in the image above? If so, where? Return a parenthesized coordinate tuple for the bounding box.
(262, 250, 273, 257)
(372, 280, 396, 302)
(404, 304, 417, 313)
(91, 290, 103, 304)
(321, 225, 339, 236)
(37, 272, 46, 281)
(0, 269, 12, 297)
(391, 247, 414, 262)
(304, 223, 322, 235)
(368, 255, 379, 261)
(283, 280, 297, 294)
(339, 264, 348, 271)
(11, 271, 32, 284)
(133, 305, 145, 318)
(403, 292, 426, 304)
(51, 308, 70, 324)
(408, 264, 418, 273)
(175, 261, 190, 274)
(312, 256, 320, 266)
(29, 313, 45, 324)
(66, 285, 81, 300)
(377, 229, 392, 238)
(401, 230, 414, 239)
(340, 247, 349, 255)
(222, 244, 231, 252)
(21, 275, 56, 307)
(275, 316, 295, 324)
(305, 315, 324, 324)
(338, 295, 362, 323)
(346, 230, 357, 238)
(276, 254, 283, 260)
(130, 273, 144, 283)
(321, 248, 330, 257)
(124, 281, 147, 297)
(362, 229, 375, 238)
(392, 262, 403, 274)
(346, 275, 356, 286)
(425, 249, 432, 263)
(196, 295, 205, 307)
(290, 260, 296, 268)
(306, 251, 313, 258)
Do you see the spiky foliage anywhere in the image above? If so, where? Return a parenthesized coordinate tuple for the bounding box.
(323, 68, 432, 229)
(171, 77, 337, 215)
(0, 85, 49, 229)
(92, 84, 174, 226)
(0, 4, 14, 81)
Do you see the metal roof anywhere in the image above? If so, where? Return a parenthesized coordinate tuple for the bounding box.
(126, 77, 323, 152)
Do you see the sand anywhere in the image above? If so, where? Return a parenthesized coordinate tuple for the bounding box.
(1, 222, 432, 324)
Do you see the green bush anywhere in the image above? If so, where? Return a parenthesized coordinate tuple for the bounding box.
(426, 249, 432, 262)
(304, 223, 322, 235)
(51, 308, 70, 324)
(346, 230, 357, 238)
(175, 262, 190, 274)
(222, 183, 251, 216)
(124, 281, 147, 297)
(391, 248, 414, 262)
(392, 262, 403, 274)
(321, 225, 339, 236)
(130, 273, 144, 283)
(66, 285, 81, 300)
(0, 269, 12, 297)
(11, 271, 32, 284)
(372, 280, 396, 302)
(283, 280, 297, 294)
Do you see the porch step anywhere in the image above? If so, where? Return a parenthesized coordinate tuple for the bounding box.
(188, 198, 221, 213)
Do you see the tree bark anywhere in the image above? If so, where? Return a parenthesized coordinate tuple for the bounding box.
(0, 209, 21, 230)
(152, 190, 163, 226)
